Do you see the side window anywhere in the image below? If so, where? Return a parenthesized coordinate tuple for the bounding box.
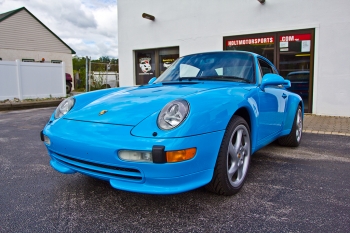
(258, 59, 276, 83)
(258, 59, 274, 76)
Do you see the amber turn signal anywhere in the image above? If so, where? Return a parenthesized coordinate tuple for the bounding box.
(166, 148, 196, 163)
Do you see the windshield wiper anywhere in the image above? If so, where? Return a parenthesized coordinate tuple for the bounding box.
(179, 76, 250, 83)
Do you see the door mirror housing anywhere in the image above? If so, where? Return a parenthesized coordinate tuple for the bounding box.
(260, 73, 291, 90)
(148, 77, 157, 84)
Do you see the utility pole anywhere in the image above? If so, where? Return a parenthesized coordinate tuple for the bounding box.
(85, 56, 89, 92)
(89, 57, 91, 92)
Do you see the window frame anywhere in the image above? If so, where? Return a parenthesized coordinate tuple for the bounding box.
(22, 58, 35, 62)
(224, 29, 314, 113)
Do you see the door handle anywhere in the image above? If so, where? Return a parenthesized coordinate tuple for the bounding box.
(282, 93, 287, 99)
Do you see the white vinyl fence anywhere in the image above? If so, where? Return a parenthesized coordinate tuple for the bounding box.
(0, 60, 65, 101)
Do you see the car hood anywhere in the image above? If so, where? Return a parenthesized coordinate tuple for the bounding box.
(64, 82, 248, 125)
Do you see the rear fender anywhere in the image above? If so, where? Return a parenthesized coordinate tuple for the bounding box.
(282, 94, 304, 134)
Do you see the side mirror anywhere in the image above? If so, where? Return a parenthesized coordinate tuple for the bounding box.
(148, 77, 157, 84)
(283, 79, 291, 88)
(260, 73, 290, 90)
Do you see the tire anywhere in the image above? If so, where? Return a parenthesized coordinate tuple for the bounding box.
(278, 105, 302, 147)
(206, 116, 251, 196)
(66, 82, 72, 94)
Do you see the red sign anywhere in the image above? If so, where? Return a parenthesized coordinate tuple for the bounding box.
(227, 37, 274, 46)
(279, 34, 311, 42)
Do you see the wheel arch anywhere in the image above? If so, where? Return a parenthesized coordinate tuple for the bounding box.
(282, 94, 304, 134)
(233, 107, 251, 131)
(206, 107, 254, 195)
(232, 106, 259, 153)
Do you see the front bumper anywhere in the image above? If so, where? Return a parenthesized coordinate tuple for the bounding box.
(42, 119, 224, 194)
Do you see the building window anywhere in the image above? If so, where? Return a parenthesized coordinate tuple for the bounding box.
(158, 47, 179, 76)
(51, 60, 62, 64)
(135, 50, 155, 85)
(225, 33, 275, 63)
(135, 47, 179, 85)
(22, 59, 35, 62)
(224, 29, 314, 113)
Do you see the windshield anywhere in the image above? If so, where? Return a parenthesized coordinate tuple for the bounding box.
(154, 52, 255, 83)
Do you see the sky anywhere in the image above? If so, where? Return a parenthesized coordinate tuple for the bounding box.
(0, 0, 118, 59)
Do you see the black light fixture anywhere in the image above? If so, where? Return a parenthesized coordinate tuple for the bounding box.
(257, 0, 265, 4)
(142, 13, 155, 21)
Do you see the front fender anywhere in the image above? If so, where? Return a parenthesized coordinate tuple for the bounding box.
(71, 86, 132, 111)
(131, 87, 257, 138)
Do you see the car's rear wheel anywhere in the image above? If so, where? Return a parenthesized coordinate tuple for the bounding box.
(278, 105, 302, 147)
(206, 116, 251, 196)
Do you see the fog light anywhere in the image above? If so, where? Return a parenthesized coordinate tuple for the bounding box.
(166, 148, 196, 163)
(118, 150, 152, 162)
(44, 135, 51, 146)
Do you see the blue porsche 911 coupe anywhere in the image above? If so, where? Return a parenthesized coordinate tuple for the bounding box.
(41, 51, 303, 196)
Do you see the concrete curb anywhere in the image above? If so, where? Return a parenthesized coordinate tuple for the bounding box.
(303, 130, 350, 136)
(0, 100, 63, 111)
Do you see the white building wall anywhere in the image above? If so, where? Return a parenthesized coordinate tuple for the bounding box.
(0, 10, 71, 53)
(0, 48, 73, 78)
(0, 8, 74, 87)
(118, 0, 350, 117)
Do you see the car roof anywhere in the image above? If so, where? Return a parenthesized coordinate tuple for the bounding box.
(182, 50, 259, 57)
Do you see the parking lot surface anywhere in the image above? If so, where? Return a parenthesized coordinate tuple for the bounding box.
(0, 108, 349, 232)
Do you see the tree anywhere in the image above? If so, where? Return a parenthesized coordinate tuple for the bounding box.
(72, 56, 119, 90)
(99, 56, 110, 63)
(72, 56, 86, 70)
(72, 56, 87, 89)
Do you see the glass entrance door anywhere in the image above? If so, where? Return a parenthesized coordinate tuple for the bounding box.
(278, 33, 313, 112)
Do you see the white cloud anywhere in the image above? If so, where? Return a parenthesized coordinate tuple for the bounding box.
(0, 0, 118, 59)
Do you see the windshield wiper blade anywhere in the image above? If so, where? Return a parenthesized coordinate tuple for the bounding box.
(179, 76, 250, 83)
(178, 77, 203, 81)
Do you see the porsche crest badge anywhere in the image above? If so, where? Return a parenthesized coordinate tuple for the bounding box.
(99, 110, 108, 116)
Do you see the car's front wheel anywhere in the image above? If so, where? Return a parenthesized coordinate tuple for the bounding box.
(206, 116, 251, 196)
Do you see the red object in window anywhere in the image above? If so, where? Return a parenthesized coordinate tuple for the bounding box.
(279, 34, 311, 42)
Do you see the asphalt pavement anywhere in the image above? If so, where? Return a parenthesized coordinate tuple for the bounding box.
(0, 107, 349, 232)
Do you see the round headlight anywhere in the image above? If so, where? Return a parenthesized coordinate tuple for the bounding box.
(54, 97, 75, 119)
(157, 99, 189, 130)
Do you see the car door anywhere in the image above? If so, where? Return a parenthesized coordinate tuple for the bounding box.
(257, 58, 288, 141)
